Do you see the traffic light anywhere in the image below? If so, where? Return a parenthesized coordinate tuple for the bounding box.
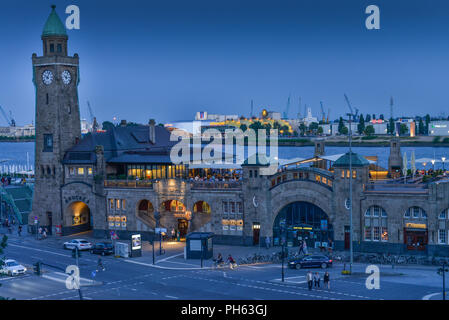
(33, 262, 41, 276)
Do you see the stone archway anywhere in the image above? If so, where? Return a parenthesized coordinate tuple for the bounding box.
(137, 199, 155, 228)
(272, 201, 333, 248)
(159, 200, 188, 238)
(65, 201, 91, 234)
(191, 201, 212, 231)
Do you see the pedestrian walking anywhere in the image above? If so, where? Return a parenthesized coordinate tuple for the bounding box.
(42, 228, 47, 239)
(314, 272, 320, 288)
(324, 271, 330, 290)
(227, 254, 237, 270)
(298, 240, 304, 255)
(97, 257, 106, 271)
(265, 236, 271, 249)
(171, 227, 175, 240)
(18, 225, 22, 237)
(306, 271, 313, 290)
(303, 241, 308, 255)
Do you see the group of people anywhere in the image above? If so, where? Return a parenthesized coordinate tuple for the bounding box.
(37, 227, 49, 239)
(306, 270, 331, 290)
(213, 253, 237, 269)
(190, 175, 241, 183)
(0, 176, 12, 186)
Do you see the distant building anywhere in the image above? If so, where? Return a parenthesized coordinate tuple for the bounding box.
(429, 121, 449, 136)
(0, 124, 35, 137)
(303, 107, 318, 126)
(81, 119, 92, 134)
(195, 111, 238, 122)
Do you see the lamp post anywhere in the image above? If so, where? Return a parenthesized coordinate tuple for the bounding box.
(154, 211, 162, 255)
(347, 113, 354, 275)
(431, 159, 436, 172)
(442, 157, 446, 171)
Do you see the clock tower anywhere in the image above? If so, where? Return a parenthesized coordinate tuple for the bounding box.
(30, 5, 81, 233)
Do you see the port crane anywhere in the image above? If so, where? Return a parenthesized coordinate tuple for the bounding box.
(0, 105, 16, 126)
(344, 94, 359, 122)
(87, 101, 99, 132)
(283, 94, 291, 119)
(320, 101, 326, 124)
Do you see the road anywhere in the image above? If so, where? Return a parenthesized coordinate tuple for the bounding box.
(0, 237, 447, 300)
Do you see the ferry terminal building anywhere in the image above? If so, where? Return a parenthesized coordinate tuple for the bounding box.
(30, 6, 449, 256)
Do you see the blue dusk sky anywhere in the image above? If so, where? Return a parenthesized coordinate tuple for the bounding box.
(0, 0, 448, 125)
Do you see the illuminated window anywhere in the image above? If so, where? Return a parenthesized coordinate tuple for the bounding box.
(364, 227, 371, 240)
(373, 227, 380, 241)
(109, 199, 114, 210)
(88, 167, 93, 175)
(352, 170, 356, 178)
(315, 175, 321, 182)
(77, 167, 84, 175)
(69, 167, 75, 175)
(346, 170, 350, 178)
(116, 199, 121, 210)
(381, 228, 388, 241)
(438, 230, 446, 244)
(341, 170, 345, 178)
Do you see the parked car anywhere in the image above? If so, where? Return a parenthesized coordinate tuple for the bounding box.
(63, 239, 92, 251)
(0, 259, 27, 276)
(288, 254, 332, 269)
(90, 242, 114, 256)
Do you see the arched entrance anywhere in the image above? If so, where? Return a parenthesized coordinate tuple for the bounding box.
(137, 199, 155, 228)
(66, 201, 91, 233)
(191, 201, 212, 231)
(273, 201, 333, 248)
(159, 200, 189, 238)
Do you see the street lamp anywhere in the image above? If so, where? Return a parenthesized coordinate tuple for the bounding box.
(442, 157, 446, 171)
(431, 159, 435, 171)
(154, 211, 162, 255)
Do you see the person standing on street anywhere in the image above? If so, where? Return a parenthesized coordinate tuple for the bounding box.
(314, 272, 320, 288)
(324, 271, 330, 290)
(303, 241, 308, 255)
(42, 228, 47, 239)
(18, 225, 22, 237)
(298, 240, 304, 255)
(306, 271, 313, 290)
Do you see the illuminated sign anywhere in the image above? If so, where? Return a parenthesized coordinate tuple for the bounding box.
(405, 223, 427, 229)
(132, 234, 141, 250)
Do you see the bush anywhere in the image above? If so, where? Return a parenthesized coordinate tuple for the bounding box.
(433, 136, 441, 143)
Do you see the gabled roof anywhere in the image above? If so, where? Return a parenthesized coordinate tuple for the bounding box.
(334, 152, 370, 167)
(63, 125, 177, 164)
(42, 5, 67, 37)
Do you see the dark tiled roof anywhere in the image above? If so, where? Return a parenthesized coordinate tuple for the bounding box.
(334, 152, 370, 167)
(64, 125, 176, 164)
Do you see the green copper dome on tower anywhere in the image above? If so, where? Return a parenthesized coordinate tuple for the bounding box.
(42, 5, 67, 37)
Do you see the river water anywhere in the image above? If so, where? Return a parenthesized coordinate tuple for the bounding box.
(2, 142, 449, 171)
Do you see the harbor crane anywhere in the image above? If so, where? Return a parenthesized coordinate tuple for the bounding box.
(283, 94, 291, 119)
(320, 101, 326, 123)
(0, 105, 16, 126)
(326, 108, 330, 124)
(344, 94, 359, 122)
(87, 101, 99, 132)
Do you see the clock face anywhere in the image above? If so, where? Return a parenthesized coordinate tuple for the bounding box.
(61, 70, 71, 85)
(42, 70, 53, 85)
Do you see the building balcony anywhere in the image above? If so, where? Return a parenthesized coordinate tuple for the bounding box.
(104, 180, 153, 189)
(190, 180, 242, 190)
(364, 183, 429, 194)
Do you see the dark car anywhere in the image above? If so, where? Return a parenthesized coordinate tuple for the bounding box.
(288, 254, 332, 269)
(90, 242, 114, 256)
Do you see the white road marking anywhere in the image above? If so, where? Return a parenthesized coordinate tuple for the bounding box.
(165, 295, 179, 299)
(124, 259, 213, 270)
(157, 253, 184, 262)
(422, 292, 446, 300)
(8, 243, 70, 257)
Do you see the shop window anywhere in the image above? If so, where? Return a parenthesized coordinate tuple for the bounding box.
(88, 167, 93, 175)
(77, 167, 84, 175)
(315, 175, 321, 183)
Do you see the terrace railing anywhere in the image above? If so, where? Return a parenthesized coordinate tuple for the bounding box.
(364, 182, 429, 194)
(190, 180, 242, 190)
(104, 180, 153, 189)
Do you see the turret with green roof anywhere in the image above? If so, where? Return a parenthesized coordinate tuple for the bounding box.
(41, 5, 68, 56)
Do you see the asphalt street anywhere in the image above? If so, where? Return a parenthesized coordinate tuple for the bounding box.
(1, 236, 448, 300)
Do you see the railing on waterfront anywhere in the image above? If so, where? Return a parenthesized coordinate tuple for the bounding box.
(364, 182, 429, 194)
(190, 180, 242, 190)
(104, 180, 153, 188)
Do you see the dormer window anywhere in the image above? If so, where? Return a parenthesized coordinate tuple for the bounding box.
(57, 43, 62, 52)
(50, 43, 54, 52)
